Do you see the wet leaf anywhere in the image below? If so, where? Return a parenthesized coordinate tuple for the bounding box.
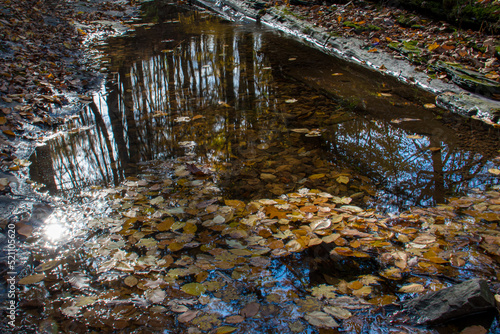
(304, 311, 339, 328)
(145, 288, 166, 303)
(181, 282, 207, 296)
(61, 306, 80, 317)
(35, 260, 59, 272)
(124, 275, 138, 287)
(311, 284, 337, 299)
(399, 283, 425, 293)
(323, 306, 352, 319)
(18, 274, 45, 285)
(460, 325, 487, 334)
(225, 315, 245, 323)
(216, 326, 237, 334)
(488, 169, 500, 176)
(16, 222, 33, 238)
(336, 175, 349, 184)
(178, 310, 199, 323)
(240, 302, 260, 317)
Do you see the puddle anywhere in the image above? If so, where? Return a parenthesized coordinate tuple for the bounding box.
(6, 3, 500, 334)
(28, 7, 499, 213)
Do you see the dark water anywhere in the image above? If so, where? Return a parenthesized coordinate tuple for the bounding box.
(29, 4, 500, 212)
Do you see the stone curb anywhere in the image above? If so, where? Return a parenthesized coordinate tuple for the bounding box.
(193, 0, 500, 125)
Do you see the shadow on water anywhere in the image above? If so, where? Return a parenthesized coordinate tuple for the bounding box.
(29, 4, 499, 212)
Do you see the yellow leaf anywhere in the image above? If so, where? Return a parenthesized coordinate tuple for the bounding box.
(347, 281, 363, 290)
(224, 199, 246, 209)
(169, 242, 184, 251)
(183, 222, 197, 234)
(428, 42, 440, 51)
(309, 174, 325, 180)
(18, 274, 45, 285)
(35, 260, 59, 272)
(352, 285, 372, 297)
(399, 283, 425, 293)
(488, 168, 500, 176)
(336, 175, 349, 184)
(181, 282, 207, 296)
(157, 218, 174, 231)
(216, 326, 238, 334)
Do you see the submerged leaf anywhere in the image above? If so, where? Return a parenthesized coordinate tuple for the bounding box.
(304, 311, 339, 328)
(18, 274, 45, 285)
(181, 283, 207, 296)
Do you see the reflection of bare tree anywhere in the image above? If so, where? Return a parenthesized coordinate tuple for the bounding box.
(31, 11, 498, 208)
(327, 118, 494, 209)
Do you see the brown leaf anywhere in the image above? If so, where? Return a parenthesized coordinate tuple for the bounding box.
(225, 315, 245, 324)
(178, 310, 199, 323)
(18, 273, 45, 284)
(264, 206, 287, 219)
(16, 222, 33, 237)
(460, 325, 487, 334)
(186, 163, 207, 176)
(240, 302, 260, 318)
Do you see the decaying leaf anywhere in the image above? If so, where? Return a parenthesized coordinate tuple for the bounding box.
(181, 282, 207, 296)
(304, 311, 339, 328)
(18, 273, 45, 285)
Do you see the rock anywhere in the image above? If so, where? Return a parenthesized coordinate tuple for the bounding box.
(403, 279, 496, 325)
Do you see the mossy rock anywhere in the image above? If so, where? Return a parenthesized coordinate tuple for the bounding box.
(434, 61, 500, 98)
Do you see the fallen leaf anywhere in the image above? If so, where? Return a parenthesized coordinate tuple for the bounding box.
(35, 260, 59, 272)
(216, 326, 237, 334)
(18, 274, 45, 284)
(124, 275, 138, 287)
(398, 283, 425, 293)
(181, 283, 207, 296)
(304, 311, 339, 328)
(240, 302, 260, 317)
(323, 306, 352, 319)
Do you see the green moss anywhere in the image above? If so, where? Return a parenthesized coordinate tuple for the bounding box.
(280, 7, 307, 21)
(367, 24, 381, 31)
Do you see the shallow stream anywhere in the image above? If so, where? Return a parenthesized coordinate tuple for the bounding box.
(4, 2, 500, 333)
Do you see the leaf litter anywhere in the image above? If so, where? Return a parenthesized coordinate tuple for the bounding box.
(12, 155, 500, 333)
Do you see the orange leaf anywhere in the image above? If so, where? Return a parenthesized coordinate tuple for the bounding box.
(264, 206, 287, 219)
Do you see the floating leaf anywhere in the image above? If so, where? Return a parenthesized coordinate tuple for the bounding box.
(35, 260, 59, 272)
(124, 275, 138, 287)
(323, 306, 352, 319)
(311, 284, 337, 299)
(145, 288, 166, 303)
(240, 302, 260, 317)
(225, 315, 245, 324)
(216, 326, 237, 334)
(181, 283, 207, 296)
(304, 311, 339, 328)
(488, 169, 500, 176)
(399, 283, 425, 293)
(18, 274, 45, 285)
(178, 310, 199, 323)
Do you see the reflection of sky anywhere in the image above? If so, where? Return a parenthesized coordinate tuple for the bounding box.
(328, 118, 495, 210)
(31, 15, 498, 211)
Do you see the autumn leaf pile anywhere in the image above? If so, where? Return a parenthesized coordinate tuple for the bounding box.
(12, 158, 500, 333)
(0, 0, 136, 169)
